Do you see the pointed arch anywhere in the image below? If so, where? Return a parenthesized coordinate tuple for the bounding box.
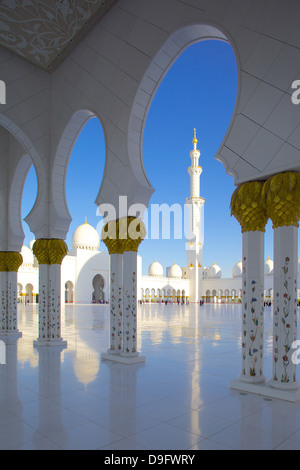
(9, 153, 35, 251)
(51, 109, 106, 239)
(127, 22, 240, 202)
(0, 113, 45, 240)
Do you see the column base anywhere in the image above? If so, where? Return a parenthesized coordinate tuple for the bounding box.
(230, 379, 300, 402)
(236, 373, 266, 385)
(0, 330, 22, 343)
(101, 351, 145, 365)
(269, 379, 300, 392)
(33, 338, 67, 349)
(105, 348, 122, 355)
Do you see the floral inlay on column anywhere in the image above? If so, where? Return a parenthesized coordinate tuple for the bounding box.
(123, 270, 137, 354)
(231, 181, 268, 384)
(274, 257, 296, 384)
(263, 172, 300, 390)
(102, 217, 146, 360)
(0, 252, 23, 336)
(33, 239, 67, 345)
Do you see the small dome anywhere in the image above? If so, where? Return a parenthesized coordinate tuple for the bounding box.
(264, 257, 274, 275)
(232, 260, 242, 278)
(208, 262, 222, 279)
(148, 260, 163, 277)
(21, 245, 34, 266)
(169, 262, 182, 278)
(72, 219, 100, 251)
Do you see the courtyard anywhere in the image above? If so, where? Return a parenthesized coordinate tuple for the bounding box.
(0, 302, 300, 450)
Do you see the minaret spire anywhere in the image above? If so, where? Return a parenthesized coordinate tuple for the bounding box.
(188, 129, 202, 198)
(193, 128, 198, 150)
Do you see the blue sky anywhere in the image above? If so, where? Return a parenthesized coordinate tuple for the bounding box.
(21, 39, 295, 278)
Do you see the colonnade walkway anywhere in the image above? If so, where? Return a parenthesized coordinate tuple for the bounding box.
(0, 302, 300, 450)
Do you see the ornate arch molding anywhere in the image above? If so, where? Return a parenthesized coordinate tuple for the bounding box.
(0, 113, 47, 243)
(8, 153, 33, 252)
(51, 109, 105, 239)
(127, 22, 240, 206)
(0, 113, 42, 170)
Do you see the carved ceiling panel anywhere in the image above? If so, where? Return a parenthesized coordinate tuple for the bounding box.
(0, 0, 117, 72)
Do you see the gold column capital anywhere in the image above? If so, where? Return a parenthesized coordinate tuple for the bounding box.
(231, 181, 268, 233)
(33, 239, 68, 265)
(102, 217, 146, 254)
(262, 172, 300, 229)
(0, 252, 23, 272)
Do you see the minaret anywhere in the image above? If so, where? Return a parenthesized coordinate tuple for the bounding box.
(185, 129, 205, 303)
(188, 129, 202, 198)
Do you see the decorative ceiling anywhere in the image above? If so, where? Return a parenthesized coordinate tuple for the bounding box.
(0, 0, 117, 72)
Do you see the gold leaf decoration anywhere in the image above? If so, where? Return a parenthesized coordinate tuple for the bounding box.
(0, 252, 23, 272)
(102, 217, 146, 254)
(231, 181, 268, 233)
(33, 239, 68, 265)
(262, 172, 300, 229)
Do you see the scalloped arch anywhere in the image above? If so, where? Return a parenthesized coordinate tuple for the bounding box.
(127, 22, 240, 201)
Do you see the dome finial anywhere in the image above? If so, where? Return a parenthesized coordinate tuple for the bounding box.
(85, 216, 87, 224)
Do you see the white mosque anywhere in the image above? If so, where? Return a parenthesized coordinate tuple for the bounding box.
(17, 132, 298, 306)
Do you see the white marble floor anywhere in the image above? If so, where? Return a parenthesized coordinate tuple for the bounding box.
(0, 302, 300, 450)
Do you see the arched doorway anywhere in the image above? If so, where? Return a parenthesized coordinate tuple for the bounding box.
(25, 283, 34, 303)
(65, 281, 74, 303)
(65, 115, 106, 250)
(92, 274, 105, 303)
(17, 283, 23, 303)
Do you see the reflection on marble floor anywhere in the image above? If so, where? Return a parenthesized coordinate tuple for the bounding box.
(0, 302, 300, 450)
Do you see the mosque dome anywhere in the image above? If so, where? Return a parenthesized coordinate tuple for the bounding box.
(21, 245, 34, 266)
(264, 257, 274, 276)
(72, 219, 100, 251)
(208, 262, 222, 279)
(148, 260, 163, 277)
(169, 262, 182, 278)
(232, 260, 242, 278)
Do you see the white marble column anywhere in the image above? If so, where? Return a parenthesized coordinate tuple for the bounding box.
(33, 239, 67, 348)
(107, 253, 123, 354)
(34, 264, 66, 347)
(270, 225, 298, 390)
(0, 271, 8, 333)
(262, 171, 300, 400)
(7, 271, 19, 334)
(230, 181, 268, 394)
(36, 264, 48, 343)
(49, 264, 64, 344)
(0, 253, 23, 339)
(121, 250, 138, 358)
(240, 231, 265, 384)
(101, 217, 145, 364)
